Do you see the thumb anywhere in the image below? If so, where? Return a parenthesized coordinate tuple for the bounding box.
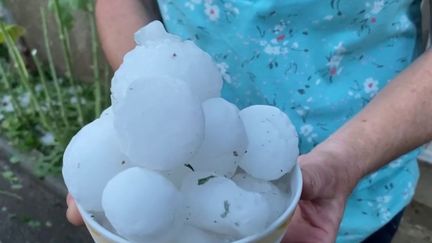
(66, 193, 84, 226)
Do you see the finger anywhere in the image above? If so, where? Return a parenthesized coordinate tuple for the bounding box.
(283, 206, 332, 243)
(66, 196, 84, 226)
(283, 207, 313, 242)
(66, 193, 73, 207)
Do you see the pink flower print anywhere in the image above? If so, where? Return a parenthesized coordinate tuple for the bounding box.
(364, 78, 379, 94)
(300, 124, 318, 144)
(276, 34, 286, 42)
(216, 62, 232, 83)
(363, 1, 383, 25)
(300, 124, 314, 137)
(370, 0, 385, 15)
(329, 66, 338, 76)
(326, 42, 346, 79)
(262, 37, 289, 56)
(205, 4, 220, 21)
(264, 45, 282, 55)
(223, 2, 239, 15)
(185, 0, 203, 11)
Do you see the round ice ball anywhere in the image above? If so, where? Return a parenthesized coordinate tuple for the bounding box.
(62, 114, 130, 212)
(134, 20, 180, 45)
(232, 172, 288, 224)
(113, 76, 204, 171)
(111, 26, 222, 103)
(190, 98, 247, 177)
(239, 105, 299, 180)
(181, 172, 270, 237)
(102, 167, 181, 242)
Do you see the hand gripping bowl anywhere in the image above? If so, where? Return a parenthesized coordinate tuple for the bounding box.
(77, 164, 302, 243)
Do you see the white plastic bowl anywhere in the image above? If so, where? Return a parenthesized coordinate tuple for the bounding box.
(78, 164, 302, 243)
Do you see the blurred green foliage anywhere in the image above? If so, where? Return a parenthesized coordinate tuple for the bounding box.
(0, 24, 24, 44)
(48, 0, 91, 29)
(0, 0, 109, 177)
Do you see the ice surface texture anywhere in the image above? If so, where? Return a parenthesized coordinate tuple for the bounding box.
(102, 167, 181, 242)
(239, 105, 299, 180)
(181, 172, 270, 238)
(190, 98, 247, 177)
(112, 21, 222, 104)
(62, 113, 130, 211)
(113, 76, 204, 171)
(232, 172, 288, 224)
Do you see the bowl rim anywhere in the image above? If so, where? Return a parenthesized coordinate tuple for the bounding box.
(77, 164, 303, 243)
(233, 164, 302, 242)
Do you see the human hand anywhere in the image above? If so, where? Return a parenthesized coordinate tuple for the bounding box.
(283, 141, 363, 243)
(66, 193, 84, 226)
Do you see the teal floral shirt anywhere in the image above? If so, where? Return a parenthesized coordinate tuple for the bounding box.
(157, 0, 422, 242)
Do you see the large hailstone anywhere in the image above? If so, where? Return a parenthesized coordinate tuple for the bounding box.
(111, 20, 222, 104)
(62, 113, 130, 211)
(232, 173, 288, 224)
(102, 167, 181, 242)
(134, 20, 180, 45)
(113, 76, 204, 171)
(181, 172, 270, 237)
(239, 105, 299, 180)
(190, 98, 247, 177)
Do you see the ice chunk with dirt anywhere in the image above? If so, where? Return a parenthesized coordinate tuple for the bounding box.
(62, 113, 130, 212)
(190, 98, 247, 177)
(112, 21, 222, 103)
(181, 172, 270, 238)
(113, 76, 204, 171)
(239, 105, 299, 180)
(102, 167, 181, 242)
(232, 172, 288, 224)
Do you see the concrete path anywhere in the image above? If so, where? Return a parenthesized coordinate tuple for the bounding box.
(0, 153, 92, 243)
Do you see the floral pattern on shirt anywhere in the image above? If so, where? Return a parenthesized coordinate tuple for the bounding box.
(157, 0, 422, 242)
